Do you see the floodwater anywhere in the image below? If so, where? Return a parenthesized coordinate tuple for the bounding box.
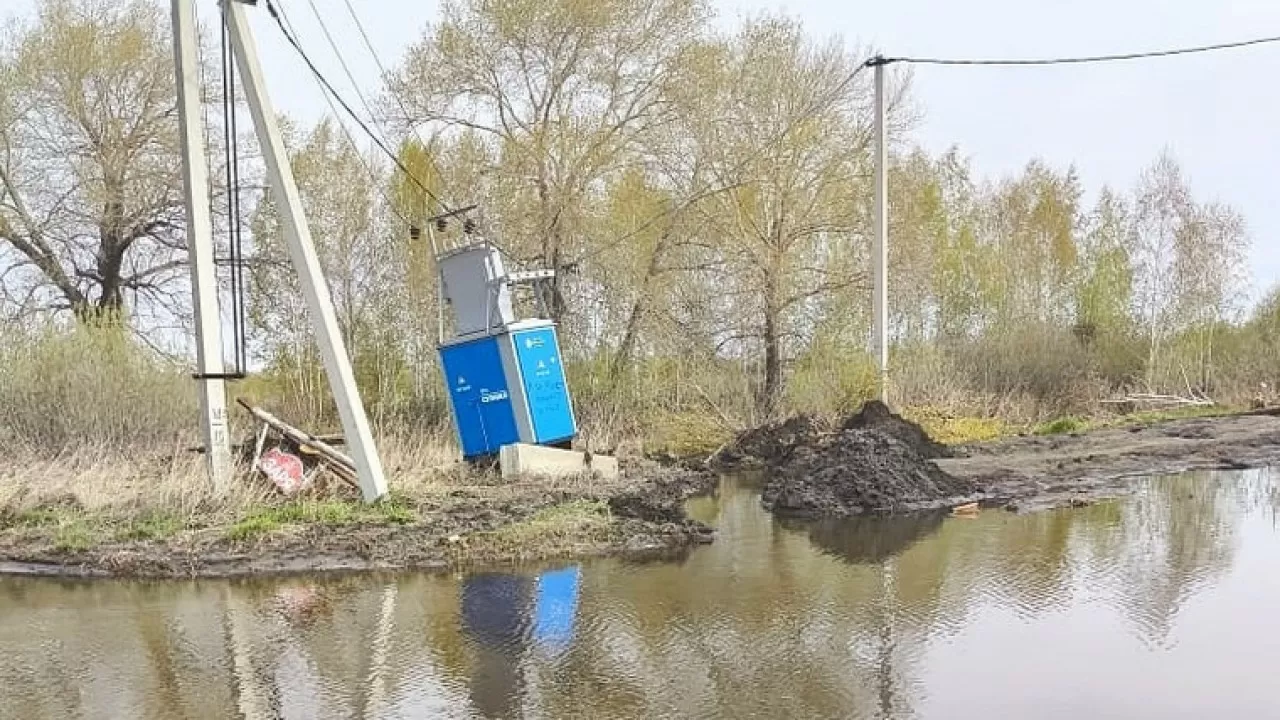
(3, 470, 1280, 720)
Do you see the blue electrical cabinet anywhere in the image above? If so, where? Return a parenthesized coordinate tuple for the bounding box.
(438, 320, 577, 458)
(438, 334, 520, 458)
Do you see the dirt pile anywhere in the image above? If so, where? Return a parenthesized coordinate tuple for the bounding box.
(761, 429, 974, 516)
(712, 414, 832, 468)
(842, 400, 953, 459)
(722, 401, 973, 517)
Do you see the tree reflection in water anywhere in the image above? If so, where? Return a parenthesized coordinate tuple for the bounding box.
(0, 468, 1273, 719)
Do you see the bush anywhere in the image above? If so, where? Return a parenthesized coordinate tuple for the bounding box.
(786, 339, 878, 417)
(0, 325, 196, 453)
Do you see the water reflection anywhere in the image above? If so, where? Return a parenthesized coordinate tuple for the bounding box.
(0, 469, 1276, 719)
(789, 512, 947, 565)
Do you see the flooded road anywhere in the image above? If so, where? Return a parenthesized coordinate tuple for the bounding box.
(2, 469, 1279, 719)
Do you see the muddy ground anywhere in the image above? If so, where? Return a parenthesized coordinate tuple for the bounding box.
(5, 408, 1278, 579)
(942, 409, 1280, 512)
(718, 404, 1280, 517)
(0, 464, 716, 579)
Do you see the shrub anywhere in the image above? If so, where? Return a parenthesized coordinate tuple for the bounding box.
(0, 325, 195, 453)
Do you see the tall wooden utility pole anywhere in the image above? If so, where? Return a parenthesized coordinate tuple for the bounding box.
(172, 0, 231, 488)
(872, 56, 889, 403)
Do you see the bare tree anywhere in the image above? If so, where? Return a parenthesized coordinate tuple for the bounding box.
(1132, 151, 1192, 389)
(0, 0, 193, 327)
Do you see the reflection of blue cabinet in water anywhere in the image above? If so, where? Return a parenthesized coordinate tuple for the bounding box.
(438, 319, 577, 459)
(460, 566, 582, 717)
(532, 566, 580, 650)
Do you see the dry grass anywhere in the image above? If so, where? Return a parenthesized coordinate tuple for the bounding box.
(0, 445, 262, 519)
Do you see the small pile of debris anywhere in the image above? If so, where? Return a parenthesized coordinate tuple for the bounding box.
(722, 401, 976, 517)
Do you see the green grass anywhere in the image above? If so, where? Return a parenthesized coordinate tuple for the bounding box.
(373, 495, 417, 525)
(15, 507, 66, 528)
(6, 505, 97, 551)
(481, 500, 613, 553)
(53, 521, 94, 552)
(902, 408, 1008, 445)
(117, 513, 183, 542)
(223, 498, 420, 541)
(1032, 404, 1233, 437)
(1034, 416, 1088, 435)
(225, 514, 281, 542)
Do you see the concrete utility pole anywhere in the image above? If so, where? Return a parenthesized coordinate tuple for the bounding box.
(222, 0, 389, 501)
(872, 57, 889, 404)
(172, 0, 231, 488)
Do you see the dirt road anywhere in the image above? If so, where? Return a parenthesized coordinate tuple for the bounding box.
(940, 410, 1280, 511)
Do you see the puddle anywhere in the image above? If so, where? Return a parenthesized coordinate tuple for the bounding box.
(1, 468, 1277, 719)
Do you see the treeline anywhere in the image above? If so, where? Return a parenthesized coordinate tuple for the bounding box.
(1, 0, 1276, 455)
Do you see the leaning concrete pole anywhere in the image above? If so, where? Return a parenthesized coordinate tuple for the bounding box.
(872, 58, 889, 403)
(172, 0, 232, 489)
(222, 0, 388, 501)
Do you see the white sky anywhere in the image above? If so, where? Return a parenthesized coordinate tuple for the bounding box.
(8, 0, 1280, 301)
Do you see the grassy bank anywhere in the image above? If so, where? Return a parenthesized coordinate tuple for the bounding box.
(0, 451, 711, 578)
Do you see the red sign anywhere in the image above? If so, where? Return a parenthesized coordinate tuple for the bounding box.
(259, 448, 308, 495)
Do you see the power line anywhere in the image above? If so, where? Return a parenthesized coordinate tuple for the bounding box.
(262, 0, 454, 220)
(881, 33, 1280, 67)
(301, 0, 387, 143)
(335, 0, 471, 234)
(271, 1, 419, 234)
(588, 31, 1280, 260)
(339, 0, 417, 127)
(579, 60, 873, 263)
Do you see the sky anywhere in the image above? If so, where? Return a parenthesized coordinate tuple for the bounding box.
(8, 0, 1280, 302)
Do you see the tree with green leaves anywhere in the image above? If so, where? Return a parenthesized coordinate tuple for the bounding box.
(676, 16, 900, 414)
(392, 0, 710, 328)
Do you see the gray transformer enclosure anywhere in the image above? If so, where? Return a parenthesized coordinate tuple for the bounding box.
(437, 243, 516, 336)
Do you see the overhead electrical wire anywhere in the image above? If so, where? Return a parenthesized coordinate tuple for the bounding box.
(589, 30, 1280, 260)
(272, 0, 423, 237)
(338, 0, 419, 128)
(262, 0, 456, 221)
(256, 0, 1280, 267)
(578, 60, 874, 262)
(301, 0, 386, 140)
(878, 33, 1280, 67)
(330, 0, 473, 233)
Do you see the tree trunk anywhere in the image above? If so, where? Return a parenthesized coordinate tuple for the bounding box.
(760, 269, 783, 417)
(609, 233, 669, 386)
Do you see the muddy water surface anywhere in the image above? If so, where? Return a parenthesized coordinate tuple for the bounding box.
(3, 469, 1279, 719)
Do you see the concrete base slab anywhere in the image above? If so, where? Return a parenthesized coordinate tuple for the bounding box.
(499, 443, 619, 480)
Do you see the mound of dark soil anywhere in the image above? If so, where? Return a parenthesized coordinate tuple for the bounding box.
(842, 400, 953, 459)
(761, 429, 974, 517)
(715, 401, 970, 516)
(712, 414, 831, 469)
